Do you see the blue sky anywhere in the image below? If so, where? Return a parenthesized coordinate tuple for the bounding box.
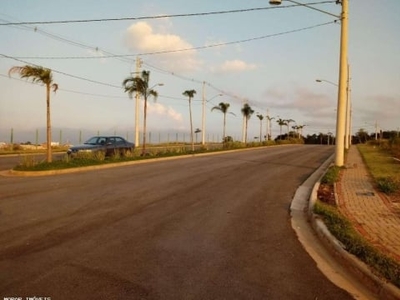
(1, 0, 399, 144)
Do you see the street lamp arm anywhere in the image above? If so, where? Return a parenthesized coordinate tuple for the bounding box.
(207, 93, 223, 102)
(316, 79, 338, 87)
(271, 0, 340, 18)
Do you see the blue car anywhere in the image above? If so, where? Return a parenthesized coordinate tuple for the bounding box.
(67, 136, 135, 157)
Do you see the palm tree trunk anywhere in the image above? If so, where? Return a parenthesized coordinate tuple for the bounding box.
(189, 98, 194, 151)
(245, 118, 248, 143)
(223, 113, 226, 141)
(142, 95, 147, 155)
(46, 84, 52, 163)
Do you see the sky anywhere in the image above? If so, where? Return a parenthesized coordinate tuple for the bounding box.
(0, 0, 399, 145)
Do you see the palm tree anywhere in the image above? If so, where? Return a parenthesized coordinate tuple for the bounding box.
(276, 118, 287, 140)
(211, 102, 235, 141)
(256, 114, 264, 142)
(297, 124, 306, 139)
(292, 125, 300, 138)
(182, 89, 197, 152)
(123, 70, 160, 156)
(9, 65, 58, 163)
(241, 103, 254, 143)
(266, 115, 275, 141)
(285, 119, 295, 136)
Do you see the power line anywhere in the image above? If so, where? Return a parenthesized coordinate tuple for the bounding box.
(10, 21, 337, 60)
(1, 53, 122, 89)
(0, 2, 336, 26)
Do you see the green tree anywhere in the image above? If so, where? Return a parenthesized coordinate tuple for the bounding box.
(123, 70, 160, 155)
(256, 114, 264, 142)
(9, 65, 58, 162)
(356, 128, 369, 143)
(183, 89, 197, 151)
(285, 119, 295, 136)
(211, 102, 235, 141)
(266, 115, 275, 141)
(241, 103, 254, 143)
(276, 118, 287, 140)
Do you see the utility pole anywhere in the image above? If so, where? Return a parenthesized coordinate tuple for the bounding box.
(135, 56, 142, 146)
(242, 99, 247, 143)
(266, 109, 269, 141)
(201, 81, 206, 145)
(345, 63, 351, 149)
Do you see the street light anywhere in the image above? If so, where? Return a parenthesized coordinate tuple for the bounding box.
(202, 93, 222, 145)
(270, 0, 348, 166)
(316, 71, 352, 150)
(316, 79, 338, 87)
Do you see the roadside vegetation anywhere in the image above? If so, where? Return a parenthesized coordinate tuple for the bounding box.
(358, 138, 400, 195)
(314, 201, 400, 287)
(315, 139, 400, 288)
(11, 139, 304, 172)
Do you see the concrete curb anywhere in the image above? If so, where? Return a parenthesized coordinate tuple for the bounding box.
(304, 159, 400, 300)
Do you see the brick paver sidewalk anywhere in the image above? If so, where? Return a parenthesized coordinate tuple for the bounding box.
(337, 146, 400, 262)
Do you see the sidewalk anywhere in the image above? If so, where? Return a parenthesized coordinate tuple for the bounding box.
(336, 146, 400, 262)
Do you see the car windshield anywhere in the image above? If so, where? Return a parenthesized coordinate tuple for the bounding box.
(84, 137, 103, 145)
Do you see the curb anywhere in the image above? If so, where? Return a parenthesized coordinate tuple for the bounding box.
(305, 162, 400, 300)
(2, 145, 278, 177)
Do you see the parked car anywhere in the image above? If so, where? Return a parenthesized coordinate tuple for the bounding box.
(67, 136, 135, 157)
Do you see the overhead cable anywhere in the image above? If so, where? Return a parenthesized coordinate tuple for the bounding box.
(0, 2, 336, 26)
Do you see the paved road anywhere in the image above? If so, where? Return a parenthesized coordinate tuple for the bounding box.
(0, 145, 354, 299)
(0, 152, 65, 171)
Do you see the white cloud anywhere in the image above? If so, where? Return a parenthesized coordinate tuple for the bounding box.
(211, 60, 257, 73)
(124, 22, 201, 71)
(146, 102, 184, 130)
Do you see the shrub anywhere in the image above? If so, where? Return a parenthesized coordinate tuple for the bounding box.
(376, 176, 399, 194)
(19, 155, 39, 168)
(321, 166, 341, 185)
(13, 144, 23, 151)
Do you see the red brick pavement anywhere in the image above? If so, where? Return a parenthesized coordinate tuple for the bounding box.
(336, 146, 400, 262)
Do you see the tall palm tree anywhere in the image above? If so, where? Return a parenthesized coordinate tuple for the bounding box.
(285, 119, 295, 135)
(276, 118, 287, 140)
(266, 115, 275, 141)
(256, 114, 264, 142)
(9, 65, 58, 163)
(292, 125, 300, 138)
(241, 103, 254, 143)
(123, 70, 159, 156)
(182, 89, 197, 151)
(211, 102, 235, 141)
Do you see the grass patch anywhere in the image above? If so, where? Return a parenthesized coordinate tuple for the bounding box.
(314, 201, 400, 287)
(13, 141, 290, 171)
(358, 143, 400, 194)
(321, 166, 342, 185)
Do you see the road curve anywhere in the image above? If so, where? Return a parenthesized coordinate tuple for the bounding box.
(0, 145, 354, 299)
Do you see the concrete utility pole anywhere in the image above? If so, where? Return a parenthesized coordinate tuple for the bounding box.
(345, 63, 351, 150)
(201, 81, 206, 145)
(266, 109, 269, 141)
(334, 0, 349, 166)
(269, 0, 349, 167)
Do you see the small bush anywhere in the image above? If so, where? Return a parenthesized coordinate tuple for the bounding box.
(19, 155, 39, 168)
(321, 166, 341, 185)
(376, 176, 399, 194)
(13, 144, 23, 151)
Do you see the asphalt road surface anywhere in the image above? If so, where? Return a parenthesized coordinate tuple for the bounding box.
(0, 145, 354, 299)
